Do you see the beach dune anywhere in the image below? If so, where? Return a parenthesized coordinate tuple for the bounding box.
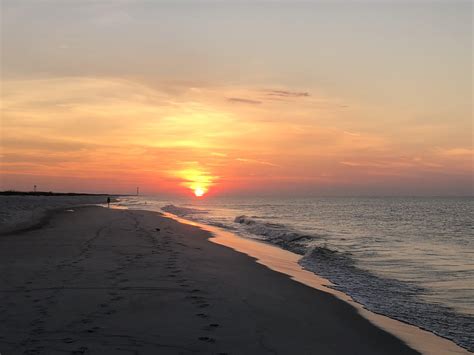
(0, 206, 418, 354)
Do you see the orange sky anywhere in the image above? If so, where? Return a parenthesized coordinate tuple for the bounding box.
(1, 1, 472, 196)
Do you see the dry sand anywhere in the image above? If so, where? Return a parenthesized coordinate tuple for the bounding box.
(0, 195, 108, 235)
(0, 206, 420, 354)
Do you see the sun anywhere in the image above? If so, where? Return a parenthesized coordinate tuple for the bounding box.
(194, 187, 205, 197)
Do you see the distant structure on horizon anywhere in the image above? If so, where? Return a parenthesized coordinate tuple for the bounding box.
(136, 187, 139, 196)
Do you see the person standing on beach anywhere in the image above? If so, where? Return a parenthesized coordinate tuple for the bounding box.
(107, 197, 111, 208)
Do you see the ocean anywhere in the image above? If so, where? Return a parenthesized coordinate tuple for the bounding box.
(118, 196, 473, 351)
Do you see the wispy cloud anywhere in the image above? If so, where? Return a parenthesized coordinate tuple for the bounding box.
(211, 152, 227, 157)
(343, 131, 361, 137)
(227, 97, 262, 105)
(236, 158, 280, 167)
(436, 148, 473, 157)
(264, 89, 310, 98)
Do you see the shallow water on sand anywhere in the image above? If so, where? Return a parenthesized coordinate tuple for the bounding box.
(119, 196, 474, 351)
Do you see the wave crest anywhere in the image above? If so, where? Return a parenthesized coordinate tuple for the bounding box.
(234, 215, 316, 254)
(162, 204, 208, 217)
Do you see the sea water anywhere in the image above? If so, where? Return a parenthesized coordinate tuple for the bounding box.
(118, 196, 473, 351)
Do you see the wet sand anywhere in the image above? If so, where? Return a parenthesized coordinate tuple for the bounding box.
(0, 206, 420, 354)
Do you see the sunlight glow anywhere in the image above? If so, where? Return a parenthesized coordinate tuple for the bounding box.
(173, 166, 216, 197)
(194, 187, 205, 197)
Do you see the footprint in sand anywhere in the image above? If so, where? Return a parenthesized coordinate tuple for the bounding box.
(188, 295, 204, 301)
(30, 319, 44, 326)
(198, 336, 215, 343)
(31, 327, 43, 335)
(71, 346, 89, 354)
(193, 299, 209, 306)
(203, 323, 220, 331)
(85, 327, 100, 333)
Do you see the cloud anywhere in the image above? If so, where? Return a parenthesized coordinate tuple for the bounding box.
(339, 156, 448, 170)
(437, 148, 473, 157)
(264, 89, 310, 98)
(0, 136, 91, 152)
(227, 97, 262, 105)
(211, 152, 228, 157)
(236, 158, 279, 167)
(343, 131, 361, 136)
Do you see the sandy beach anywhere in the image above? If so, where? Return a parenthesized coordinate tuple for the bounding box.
(0, 195, 109, 235)
(0, 205, 421, 354)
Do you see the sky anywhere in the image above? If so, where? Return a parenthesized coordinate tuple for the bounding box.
(0, 0, 472, 196)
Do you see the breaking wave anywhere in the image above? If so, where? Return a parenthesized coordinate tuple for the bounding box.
(162, 204, 209, 216)
(234, 215, 319, 254)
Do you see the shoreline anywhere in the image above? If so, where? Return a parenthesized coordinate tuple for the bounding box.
(0, 205, 422, 354)
(161, 211, 471, 355)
